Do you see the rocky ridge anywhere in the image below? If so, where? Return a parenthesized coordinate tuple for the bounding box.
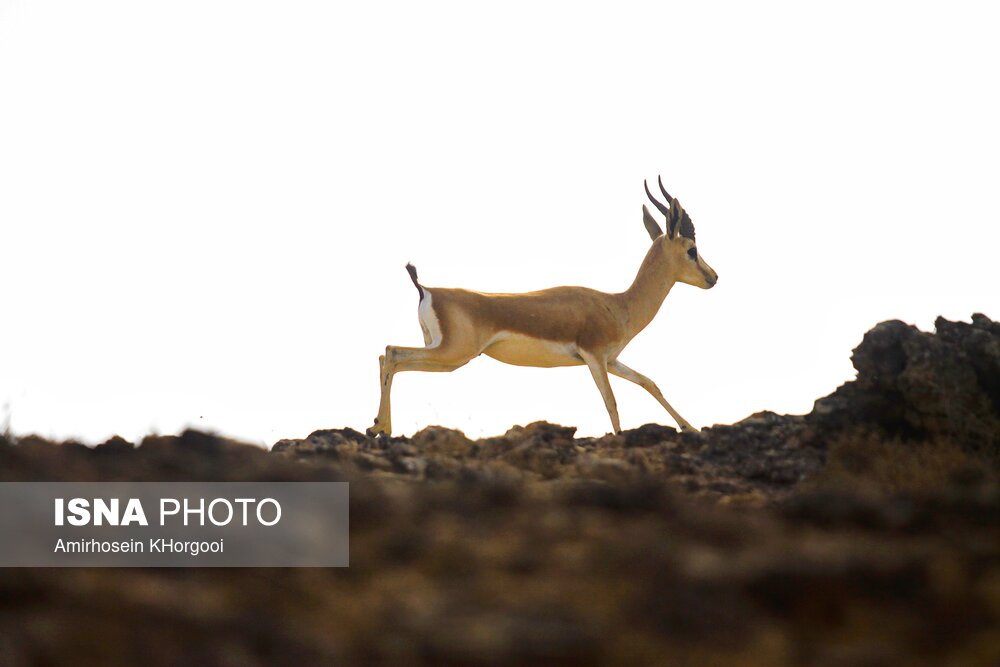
(0, 314, 997, 666)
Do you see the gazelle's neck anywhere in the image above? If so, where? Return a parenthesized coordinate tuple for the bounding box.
(619, 242, 677, 335)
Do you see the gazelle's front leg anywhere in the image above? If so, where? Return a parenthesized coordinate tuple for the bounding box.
(579, 349, 621, 435)
(608, 359, 696, 432)
(367, 343, 477, 437)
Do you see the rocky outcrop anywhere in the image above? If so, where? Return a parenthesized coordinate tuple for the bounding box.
(811, 313, 1000, 460)
(263, 314, 1000, 500)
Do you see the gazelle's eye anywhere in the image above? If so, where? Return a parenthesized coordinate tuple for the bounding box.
(687, 247, 698, 260)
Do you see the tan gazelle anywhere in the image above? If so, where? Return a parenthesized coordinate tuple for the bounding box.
(367, 177, 718, 437)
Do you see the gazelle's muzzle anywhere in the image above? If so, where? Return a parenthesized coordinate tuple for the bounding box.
(699, 262, 719, 288)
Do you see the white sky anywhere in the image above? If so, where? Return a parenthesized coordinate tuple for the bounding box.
(1, 1, 997, 445)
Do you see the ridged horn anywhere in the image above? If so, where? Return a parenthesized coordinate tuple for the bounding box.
(644, 179, 670, 218)
(657, 175, 673, 204)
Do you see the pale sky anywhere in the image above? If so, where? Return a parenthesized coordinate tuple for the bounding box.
(1, 1, 997, 445)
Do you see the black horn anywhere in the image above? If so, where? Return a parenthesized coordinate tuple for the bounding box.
(644, 179, 670, 218)
(657, 175, 673, 204)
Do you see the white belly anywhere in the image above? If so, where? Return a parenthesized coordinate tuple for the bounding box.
(482, 332, 583, 368)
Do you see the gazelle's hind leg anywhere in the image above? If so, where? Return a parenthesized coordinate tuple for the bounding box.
(579, 349, 621, 435)
(608, 359, 696, 432)
(367, 342, 479, 437)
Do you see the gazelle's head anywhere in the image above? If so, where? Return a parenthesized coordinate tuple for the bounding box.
(642, 176, 718, 289)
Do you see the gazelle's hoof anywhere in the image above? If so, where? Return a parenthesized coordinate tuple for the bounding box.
(366, 419, 391, 438)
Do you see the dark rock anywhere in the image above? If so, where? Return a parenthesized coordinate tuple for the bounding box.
(94, 436, 134, 453)
(624, 423, 678, 447)
(810, 314, 1000, 460)
(272, 427, 373, 459)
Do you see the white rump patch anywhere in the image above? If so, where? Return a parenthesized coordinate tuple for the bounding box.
(417, 290, 443, 348)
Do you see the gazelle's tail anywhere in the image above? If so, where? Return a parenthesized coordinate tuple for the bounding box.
(405, 263, 424, 300)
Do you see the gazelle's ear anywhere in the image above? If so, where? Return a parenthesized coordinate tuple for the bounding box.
(671, 198, 696, 241)
(667, 199, 683, 239)
(642, 205, 663, 240)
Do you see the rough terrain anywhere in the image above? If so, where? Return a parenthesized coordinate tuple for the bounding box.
(0, 314, 998, 666)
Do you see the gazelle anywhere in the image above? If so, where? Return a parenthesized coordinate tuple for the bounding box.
(367, 177, 718, 437)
